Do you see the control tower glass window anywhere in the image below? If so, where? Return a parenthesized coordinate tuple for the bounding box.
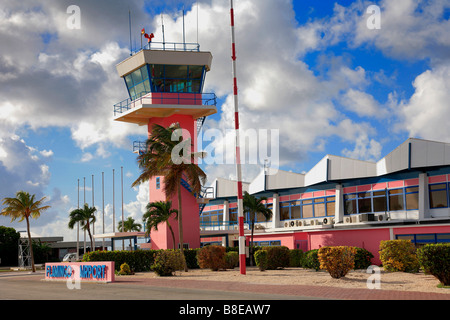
(124, 65, 151, 100)
(149, 64, 205, 93)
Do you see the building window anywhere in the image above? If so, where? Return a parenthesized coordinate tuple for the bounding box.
(373, 190, 387, 212)
(149, 64, 205, 93)
(405, 187, 419, 210)
(326, 196, 335, 216)
(125, 65, 151, 100)
(344, 185, 418, 215)
(280, 202, 290, 220)
(229, 208, 237, 223)
(279, 196, 335, 220)
(200, 210, 223, 225)
(156, 177, 160, 190)
(290, 201, 301, 219)
(302, 200, 314, 218)
(313, 198, 326, 217)
(254, 240, 281, 247)
(344, 194, 357, 215)
(389, 189, 404, 211)
(358, 192, 372, 213)
(429, 183, 448, 208)
(396, 233, 450, 247)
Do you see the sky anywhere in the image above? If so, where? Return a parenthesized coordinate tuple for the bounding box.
(0, 0, 449, 241)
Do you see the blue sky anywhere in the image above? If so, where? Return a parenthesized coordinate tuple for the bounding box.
(0, 0, 449, 241)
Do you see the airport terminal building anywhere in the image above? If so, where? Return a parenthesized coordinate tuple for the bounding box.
(200, 138, 450, 264)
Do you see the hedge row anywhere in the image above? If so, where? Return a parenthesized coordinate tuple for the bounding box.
(82, 246, 374, 273)
(381, 240, 450, 286)
(82, 249, 200, 272)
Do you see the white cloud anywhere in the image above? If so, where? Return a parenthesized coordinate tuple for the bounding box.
(396, 63, 450, 141)
(340, 89, 387, 118)
(80, 152, 94, 163)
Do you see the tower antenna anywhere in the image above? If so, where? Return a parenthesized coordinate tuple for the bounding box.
(129, 8, 132, 55)
(197, 1, 199, 44)
(183, 6, 186, 50)
(161, 13, 166, 50)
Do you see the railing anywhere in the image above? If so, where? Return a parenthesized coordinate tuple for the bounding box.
(114, 92, 217, 116)
(132, 42, 200, 55)
(200, 221, 248, 231)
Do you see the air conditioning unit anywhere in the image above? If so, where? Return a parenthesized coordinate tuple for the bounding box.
(344, 216, 352, 223)
(296, 220, 303, 227)
(310, 219, 315, 225)
(284, 222, 289, 228)
(358, 213, 375, 222)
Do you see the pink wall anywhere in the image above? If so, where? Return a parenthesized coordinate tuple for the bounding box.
(150, 93, 203, 106)
(247, 225, 450, 266)
(146, 114, 200, 250)
(308, 229, 390, 265)
(393, 225, 450, 235)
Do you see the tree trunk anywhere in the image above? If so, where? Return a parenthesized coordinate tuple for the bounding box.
(168, 222, 176, 250)
(26, 216, 36, 273)
(250, 217, 255, 267)
(87, 221, 94, 252)
(177, 184, 188, 272)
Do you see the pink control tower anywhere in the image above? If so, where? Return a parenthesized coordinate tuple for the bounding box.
(113, 41, 216, 249)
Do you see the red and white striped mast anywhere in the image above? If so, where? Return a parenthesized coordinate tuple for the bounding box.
(230, 0, 246, 275)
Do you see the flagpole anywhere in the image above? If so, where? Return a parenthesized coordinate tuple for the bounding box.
(229, 0, 246, 275)
(102, 171, 105, 250)
(77, 179, 80, 260)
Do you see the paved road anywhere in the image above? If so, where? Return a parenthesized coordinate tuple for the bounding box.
(0, 271, 319, 300)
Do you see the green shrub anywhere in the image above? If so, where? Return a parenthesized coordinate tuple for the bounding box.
(303, 249, 320, 271)
(318, 246, 356, 279)
(118, 262, 133, 275)
(224, 251, 239, 269)
(254, 250, 268, 271)
(379, 240, 420, 273)
(197, 245, 226, 271)
(417, 243, 450, 286)
(289, 249, 304, 267)
(353, 247, 374, 269)
(263, 246, 290, 270)
(83, 249, 157, 272)
(151, 250, 184, 276)
(184, 248, 200, 269)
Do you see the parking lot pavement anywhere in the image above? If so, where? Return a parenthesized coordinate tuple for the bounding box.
(0, 271, 315, 301)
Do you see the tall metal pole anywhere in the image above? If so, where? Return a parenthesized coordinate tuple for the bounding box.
(112, 168, 115, 251)
(113, 169, 115, 231)
(92, 174, 95, 238)
(230, 0, 246, 275)
(77, 179, 79, 260)
(83, 177, 86, 254)
(121, 166, 124, 250)
(102, 171, 105, 250)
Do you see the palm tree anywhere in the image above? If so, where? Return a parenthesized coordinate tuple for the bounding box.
(132, 123, 206, 271)
(143, 201, 178, 249)
(117, 216, 142, 250)
(1, 191, 50, 272)
(243, 191, 272, 265)
(68, 203, 96, 253)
